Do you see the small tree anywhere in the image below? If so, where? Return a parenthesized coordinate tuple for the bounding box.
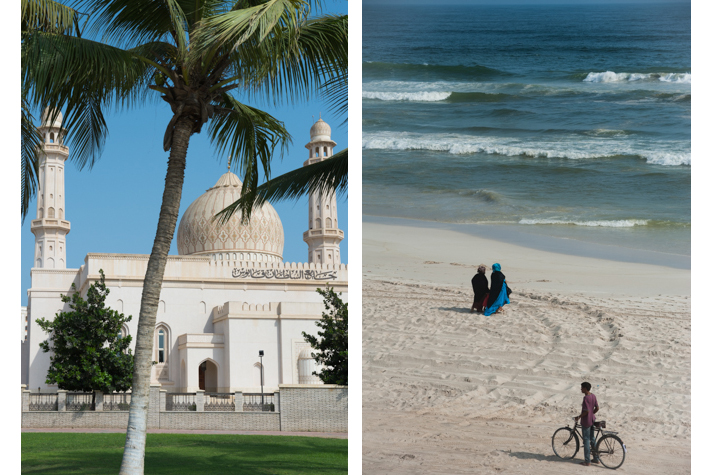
(302, 286, 348, 386)
(37, 269, 133, 393)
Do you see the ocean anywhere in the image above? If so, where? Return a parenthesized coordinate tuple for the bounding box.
(362, 2, 690, 259)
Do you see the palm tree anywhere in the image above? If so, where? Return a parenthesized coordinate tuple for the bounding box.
(21, 0, 83, 221)
(216, 69, 348, 223)
(23, 1, 347, 473)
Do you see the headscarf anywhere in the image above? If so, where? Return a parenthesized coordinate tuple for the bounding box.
(492, 263, 501, 272)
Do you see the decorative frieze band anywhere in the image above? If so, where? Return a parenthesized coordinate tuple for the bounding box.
(231, 268, 337, 280)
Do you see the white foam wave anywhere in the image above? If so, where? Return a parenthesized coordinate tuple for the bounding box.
(519, 219, 649, 227)
(362, 131, 690, 166)
(642, 151, 691, 166)
(362, 91, 451, 102)
(583, 71, 691, 84)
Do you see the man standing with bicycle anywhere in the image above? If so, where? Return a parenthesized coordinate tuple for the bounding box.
(574, 381, 600, 466)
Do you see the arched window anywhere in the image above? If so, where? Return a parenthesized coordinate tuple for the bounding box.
(49, 133, 55, 143)
(154, 324, 171, 366)
(158, 329, 166, 363)
(316, 218, 322, 228)
(48, 208, 55, 218)
(326, 218, 332, 228)
(39, 209, 44, 219)
(59, 209, 64, 219)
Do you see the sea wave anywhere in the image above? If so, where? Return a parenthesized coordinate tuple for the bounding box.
(362, 131, 691, 166)
(363, 91, 451, 102)
(457, 189, 504, 203)
(363, 90, 513, 103)
(519, 218, 648, 227)
(583, 71, 691, 83)
(362, 61, 512, 80)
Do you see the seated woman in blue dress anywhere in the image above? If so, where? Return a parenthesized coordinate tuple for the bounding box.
(484, 263, 510, 316)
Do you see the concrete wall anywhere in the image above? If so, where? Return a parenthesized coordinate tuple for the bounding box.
(21, 385, 347, 433)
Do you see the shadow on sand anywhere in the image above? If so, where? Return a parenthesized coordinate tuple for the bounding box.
(508, 452, 582, 465)
(436, 307, 474, 314)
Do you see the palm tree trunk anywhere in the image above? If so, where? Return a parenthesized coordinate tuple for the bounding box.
(119, 116, 193, 475)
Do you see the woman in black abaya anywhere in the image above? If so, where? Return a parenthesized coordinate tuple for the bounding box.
(471, 265, 489, 313)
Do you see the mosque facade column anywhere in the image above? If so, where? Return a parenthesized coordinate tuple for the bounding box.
(302, 116, 344, 265)
(30, 109, 71, 269)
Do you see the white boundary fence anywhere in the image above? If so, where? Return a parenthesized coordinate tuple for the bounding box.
(21, 384, 347, 432)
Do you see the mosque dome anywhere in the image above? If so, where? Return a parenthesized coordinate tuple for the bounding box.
(176, 171, 284, 261)
(40, 108, 63, 128)
(309, 117, 333, 143)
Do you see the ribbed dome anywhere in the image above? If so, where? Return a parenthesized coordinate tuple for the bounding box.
(176, 171, 284, 260)
(309, 117, 332, 143)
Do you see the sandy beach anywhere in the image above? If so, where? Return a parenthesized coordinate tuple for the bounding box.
(363, 220, 690, 474)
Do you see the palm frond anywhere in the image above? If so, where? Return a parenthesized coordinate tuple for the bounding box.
(80, 0, 179, 47)
(22, 0, 82, 35)
(215, 148, 347, 224)
(208, 93, 292, 217)
(21, 99, 43, 222)
(192, 0, 306, 58)
(23, 31, 153, 169)
(227, 14, 348, 107)
(320, 71, 347, 123)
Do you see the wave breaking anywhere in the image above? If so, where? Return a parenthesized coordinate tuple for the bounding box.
(583, 71, 691, 84)
(519, 218, 649, 227)
(362, 132, 690, 166)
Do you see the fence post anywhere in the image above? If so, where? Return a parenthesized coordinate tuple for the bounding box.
(94, 391, 104, 411)
(149, 384, 161, 429)
(57, 390, 67, 412)
(21, 385, 30, 412)
(274, 390, 280, 413)
(195, 390, 205, 412)
(160, 390, 167, 412)
(233, 391, 243, 412)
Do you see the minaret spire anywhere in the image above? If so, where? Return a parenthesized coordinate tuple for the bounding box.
(31, 108, 71, 269)
(303, 115, 343, 265)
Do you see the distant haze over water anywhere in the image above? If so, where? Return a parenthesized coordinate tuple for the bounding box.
(363, 2, 690, 257)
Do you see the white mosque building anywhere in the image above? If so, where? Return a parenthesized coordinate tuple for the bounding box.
(21, 111, 347, 393)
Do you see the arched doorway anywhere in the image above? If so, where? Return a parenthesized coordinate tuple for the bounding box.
(198, 360, 218, 392)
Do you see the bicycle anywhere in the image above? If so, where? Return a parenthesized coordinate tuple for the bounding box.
(551, 419, 626, 469)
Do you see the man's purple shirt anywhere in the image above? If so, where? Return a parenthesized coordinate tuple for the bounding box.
(581, 393, 598, 427)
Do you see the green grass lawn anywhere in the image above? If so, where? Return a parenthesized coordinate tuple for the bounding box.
(22, 433, 347, 474)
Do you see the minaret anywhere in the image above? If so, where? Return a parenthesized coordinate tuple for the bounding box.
(30, 109, 71, 269)
(303, 115, 344, 265)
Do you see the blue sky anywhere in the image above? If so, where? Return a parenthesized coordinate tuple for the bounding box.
(20, 0, 348, 306)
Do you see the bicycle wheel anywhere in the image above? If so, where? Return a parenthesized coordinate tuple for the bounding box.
(595, 434, 626, 469)
(552, 427, 579, 459)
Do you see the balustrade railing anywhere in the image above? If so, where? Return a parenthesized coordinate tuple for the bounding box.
(166, 393, 197, 411)
(204, 393, 235, 411)
(28, 393, 58, 411)
(243, 393, 276, 412)
(66, 393, 94, 411)
(104, 392, 131, 411)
